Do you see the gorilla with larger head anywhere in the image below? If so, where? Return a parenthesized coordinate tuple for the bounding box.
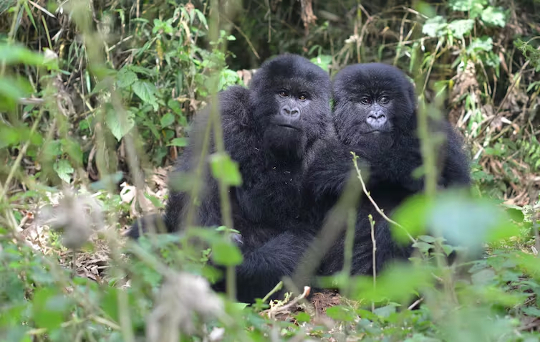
(306, 63, 471, 276)
(128, 54, 333, 303)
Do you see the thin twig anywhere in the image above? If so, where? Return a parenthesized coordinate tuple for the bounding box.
(261, 281, 284, 303)
(369, 214, 376, 313)
(351, 153, 416, 244)
(342, 208, 356, 297)
(407, 297, 424, 310)
(263, 286, 311, 319)
(220, 14, 260, 59)
(207, 0, 237, 301)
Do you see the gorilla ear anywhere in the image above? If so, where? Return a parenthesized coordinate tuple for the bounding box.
(405, 77, 418, 111)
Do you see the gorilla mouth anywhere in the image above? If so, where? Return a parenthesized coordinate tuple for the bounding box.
(276, 124, 300, 131)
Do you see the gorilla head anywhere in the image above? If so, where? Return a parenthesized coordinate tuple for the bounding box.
(332, 63, 417, 151)
(248, 54, 331, 159)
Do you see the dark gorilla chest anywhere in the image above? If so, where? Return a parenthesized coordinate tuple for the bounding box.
(235, 162, 303, 227)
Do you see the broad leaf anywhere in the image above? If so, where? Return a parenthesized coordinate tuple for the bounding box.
(117, 69, 138, 88)
(160, 113, 175, 127)
(449, 0, 487, 12)
(0, 44, 44, 65)
(448, 19, 474, 39)
(211, 240, 243, 266)
(467, 36, 493, 53)
(209, 152, 242, 186)
(53, 160, 74, 183)
(105, 107, 135, 141)
(133, 81, 158, 110)
(422, 16, 447, 38)
(168, 137, 189, 147)
(481, 7, 507, 27)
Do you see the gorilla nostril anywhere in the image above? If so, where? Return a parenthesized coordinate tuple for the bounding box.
(369, 113, 385, 120)
(282, 106, 299, 117)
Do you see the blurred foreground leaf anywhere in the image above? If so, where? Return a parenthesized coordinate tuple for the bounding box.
(209, 152, 242, 186)
(392, 190, 520, 251)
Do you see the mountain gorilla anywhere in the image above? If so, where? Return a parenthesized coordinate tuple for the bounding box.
(306, 63, 471, 276)
(128, 54, 333, 303)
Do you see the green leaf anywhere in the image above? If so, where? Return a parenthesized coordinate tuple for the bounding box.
(294, 312, 311, 323)
(196, 9, 208, 29)
(412, 241, 433, 254)
(426, 191, 520, 250)
(418, 235, 437, 243)
(145, 193, 165, 209)
(480, 7, 507, 27)
(209, 152, 242, 186)
(391, 194, 432, 244)
(101, 288, 120, 322)
(117, 69, 138, 88)
(62, 138, 83, 166)
(467, 36, 493, 54)
(132, 81, 158, 110)
(422, 16, 447, 38)
(0, 44, 45, 65)
(168, 98, 183, 115)
(449, 0, 487, 12)
(470, 268, 496, 285)
(211, 240, 243, 266)
(0, 124, 42, 149)
(448, 19, 474, 39)
(53, 160, 74, 183)
(0, 77, 26, 99)
(218, 69, 241, 91)
(168, 138, 189, 147)
(160, 113, 175, 128)
(350, 264, 432, 303)
(105, 106, 135, 141)
(32, 288, 68, 330)
(310, 55, 333, 72)
(326, 305, 356, 322)
(503, 204, 525, 223)
(128, 65, 152, 75)
(522, 307, 540, 317)
(373, 304, 398, 318)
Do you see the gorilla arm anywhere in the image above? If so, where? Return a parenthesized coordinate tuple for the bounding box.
(126, 86, 251, 239)
(304, 139, 371, 200)
(165, 85, 253, 231)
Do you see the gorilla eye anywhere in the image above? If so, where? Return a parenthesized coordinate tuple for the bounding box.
(360, 97, 371, 105)
(279, 90, 289, 97)
(379, 96, 390, 104)
(298, 94, 307, 101)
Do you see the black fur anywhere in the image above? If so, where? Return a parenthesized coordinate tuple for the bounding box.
(305, 63, 471, 276)
(128, 54, 333, 303)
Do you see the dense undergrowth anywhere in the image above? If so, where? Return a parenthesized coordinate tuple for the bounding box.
(1, 0, 540, 341)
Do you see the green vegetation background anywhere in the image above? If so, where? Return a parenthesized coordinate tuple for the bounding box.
(1, 0, 540, 341)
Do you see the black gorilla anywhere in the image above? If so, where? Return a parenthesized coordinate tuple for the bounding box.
(305, 63, 471, 277)
(128, 54, 333, 303)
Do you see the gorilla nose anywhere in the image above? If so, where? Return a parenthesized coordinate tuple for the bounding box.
(367, 113, 387, 128)
(281, 106, 300, 119)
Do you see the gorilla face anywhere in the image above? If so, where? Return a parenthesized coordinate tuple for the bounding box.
(332, 63, 417, 151)
(248, 54, 331, 160)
